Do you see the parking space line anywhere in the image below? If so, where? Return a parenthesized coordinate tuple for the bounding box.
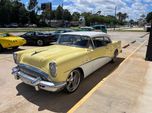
(67, 40, 147, 113)
(123, 44, 130, 48)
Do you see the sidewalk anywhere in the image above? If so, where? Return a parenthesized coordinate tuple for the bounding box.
(74, 41, 152, 113)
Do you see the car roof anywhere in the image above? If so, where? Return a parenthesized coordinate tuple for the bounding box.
(93, 25, 105, 27)
(62, 31, 108, 38)
(81, 27, 93, 28)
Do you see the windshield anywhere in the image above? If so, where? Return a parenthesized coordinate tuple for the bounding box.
(0, 33, 10, 37)
(58, 35, 90, 48)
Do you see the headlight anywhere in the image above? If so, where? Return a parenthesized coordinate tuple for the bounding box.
(13, 53, 18, 64)
(49, 62, 57, 77)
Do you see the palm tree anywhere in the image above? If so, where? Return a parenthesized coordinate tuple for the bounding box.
(117, 12, 123, 22)
(122, 13, 128, 21)
(117, 12, 128, 23)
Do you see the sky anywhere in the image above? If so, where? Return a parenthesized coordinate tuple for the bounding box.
(21, 0, 152, 20)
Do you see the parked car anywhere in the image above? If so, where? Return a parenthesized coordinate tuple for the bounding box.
(24, 24, 37, 28)
(12, 32, 122, 93)
(0, 33, 26, 51)
(20, 32, 56, 46)
(10, 23, 18, 28)
(50, 29, 74, 41)
(144, 24, 151, 32)
(93, 25, 107, 33)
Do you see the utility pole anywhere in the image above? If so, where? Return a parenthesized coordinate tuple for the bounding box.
(62, 2, 64, 27)
(114, 6, 117, 30)
(146, 22, 152, 61)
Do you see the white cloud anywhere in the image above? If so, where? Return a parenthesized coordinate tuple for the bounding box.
(63, 0, 151, 20)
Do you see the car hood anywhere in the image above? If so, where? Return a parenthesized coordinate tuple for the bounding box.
(20, 45, 87, 69)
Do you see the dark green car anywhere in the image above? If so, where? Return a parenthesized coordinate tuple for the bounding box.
(93, 25, 107, 33)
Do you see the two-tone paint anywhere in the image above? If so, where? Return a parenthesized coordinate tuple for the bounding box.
(12, 32, 122, 92)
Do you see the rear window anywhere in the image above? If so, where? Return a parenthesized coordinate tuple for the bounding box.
(94, 26, 100, 30)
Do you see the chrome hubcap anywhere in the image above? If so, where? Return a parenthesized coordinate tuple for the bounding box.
(37, 40, 43, 46)
(66, 70, 81, 92)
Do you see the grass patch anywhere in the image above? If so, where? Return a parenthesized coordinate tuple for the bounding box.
(109, 30, 145, 32)
(0, 28, 57, 33)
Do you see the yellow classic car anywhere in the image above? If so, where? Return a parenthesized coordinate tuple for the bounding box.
(12, 32, 122, 93)
(0, 33, 26, 51)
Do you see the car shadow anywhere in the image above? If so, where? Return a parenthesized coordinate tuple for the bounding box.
(16, 57, 124, 113)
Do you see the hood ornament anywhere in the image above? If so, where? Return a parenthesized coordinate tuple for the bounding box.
(31, 50, 47, 56)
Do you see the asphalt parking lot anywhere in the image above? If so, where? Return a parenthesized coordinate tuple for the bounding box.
(0, 31, 150, 113)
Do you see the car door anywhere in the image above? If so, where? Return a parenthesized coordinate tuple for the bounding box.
(87, 36, 112, 74)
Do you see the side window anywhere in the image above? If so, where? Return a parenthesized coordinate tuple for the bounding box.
(93, 37, 105, 48)
(94, 26, 100, 30)
(26, 32, 33, 36)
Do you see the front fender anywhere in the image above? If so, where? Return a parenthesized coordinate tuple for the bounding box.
(51, 51, 88, 82)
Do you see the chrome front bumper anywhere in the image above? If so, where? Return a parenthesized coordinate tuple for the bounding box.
(12, 67, 66, 92)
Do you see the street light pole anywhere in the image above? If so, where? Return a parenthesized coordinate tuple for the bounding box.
(114, 6, 117, 30)
(146, 22, 152, 61)
(62, 2, 64, 27)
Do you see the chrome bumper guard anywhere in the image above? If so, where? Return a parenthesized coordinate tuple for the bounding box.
(12, 67, 66, 92)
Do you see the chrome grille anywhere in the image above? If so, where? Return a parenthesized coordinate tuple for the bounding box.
(18, 64, 49, 81)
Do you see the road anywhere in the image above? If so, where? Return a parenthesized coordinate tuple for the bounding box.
(0, 32, 150, 113)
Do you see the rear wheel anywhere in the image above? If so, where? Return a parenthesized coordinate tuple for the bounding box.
(65, 69, 82, 93)
(111, 50, 118, 63)
(37, 40, 44, 46)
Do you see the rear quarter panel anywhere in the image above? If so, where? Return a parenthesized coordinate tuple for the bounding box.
(110, 41, 122, 56)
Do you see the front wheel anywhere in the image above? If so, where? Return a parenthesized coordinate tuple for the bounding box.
(65, 69, 82, 93)
(37, 40, 44, 46)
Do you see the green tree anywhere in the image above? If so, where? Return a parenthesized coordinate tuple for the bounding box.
(0, 0, 12, 24)
(63, 9, 72, 21)
(55, 5, 63, 20)
(81, 12, 92, 26)
(18, 4, 29, 24)
(50, 10, 55, 20)
(72, 12, 80, 21)
(146, 12, 152, 23)
(117, 12, 128, 24)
